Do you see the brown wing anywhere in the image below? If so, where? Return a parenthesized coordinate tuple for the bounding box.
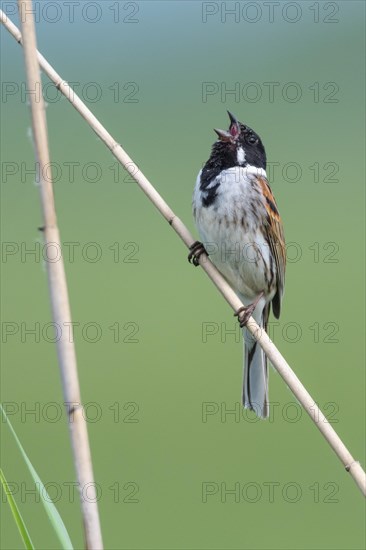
(257, 176, 286, 319)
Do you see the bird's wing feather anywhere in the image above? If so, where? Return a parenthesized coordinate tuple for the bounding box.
(257, 176, 286, 318)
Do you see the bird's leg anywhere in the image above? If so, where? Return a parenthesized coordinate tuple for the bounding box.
(188, 241, 208, 267)
(234, 291, 265, 328)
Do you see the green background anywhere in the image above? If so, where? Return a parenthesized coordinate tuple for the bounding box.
(1, 1, 365, 548)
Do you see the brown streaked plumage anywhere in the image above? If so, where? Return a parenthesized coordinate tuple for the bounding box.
(257, 175, 286, 318)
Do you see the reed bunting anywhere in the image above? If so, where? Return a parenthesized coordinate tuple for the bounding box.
(190, 112, 286, 418)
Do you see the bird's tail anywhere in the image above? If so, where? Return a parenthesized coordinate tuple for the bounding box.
(243, 304, 270, 419)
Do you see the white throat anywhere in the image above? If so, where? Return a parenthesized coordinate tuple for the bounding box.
(237, 147, 246, 165)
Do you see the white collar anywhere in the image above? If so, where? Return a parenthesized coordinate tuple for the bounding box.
(240, 166, 267, 178)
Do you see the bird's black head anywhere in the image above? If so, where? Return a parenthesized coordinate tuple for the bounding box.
(212, 111, 266, 170)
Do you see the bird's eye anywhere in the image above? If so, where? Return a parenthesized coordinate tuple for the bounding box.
(247, 135, 258, 145)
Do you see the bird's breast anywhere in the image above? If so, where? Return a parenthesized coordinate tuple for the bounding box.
(193, 167, 276, 301)
(194, 167, 266, 232)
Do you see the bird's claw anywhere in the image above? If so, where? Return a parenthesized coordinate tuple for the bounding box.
(188, 241, 208, 267)
(234, 304, 256, 328)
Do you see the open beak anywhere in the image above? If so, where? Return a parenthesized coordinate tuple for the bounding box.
(214, 128, 233, 142)
(227, 110, 241, 138)
(214, 111, 241, 142)
(227, 110, 238, 125)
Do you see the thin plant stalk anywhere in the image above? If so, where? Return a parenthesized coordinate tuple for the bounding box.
(1, 8, 365, 497)
(14, 2, 104, 547)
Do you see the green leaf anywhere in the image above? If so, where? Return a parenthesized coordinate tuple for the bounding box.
(0, 468, 35, 549)
(1, 404, 74, 549)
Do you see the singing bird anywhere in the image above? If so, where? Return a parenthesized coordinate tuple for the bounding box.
(191, 112, 286, 418)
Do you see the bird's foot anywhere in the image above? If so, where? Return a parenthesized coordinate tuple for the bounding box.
(234, 304, 257, 328)
(188, 241, 208, 267)
(234, 292, 265, 328)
